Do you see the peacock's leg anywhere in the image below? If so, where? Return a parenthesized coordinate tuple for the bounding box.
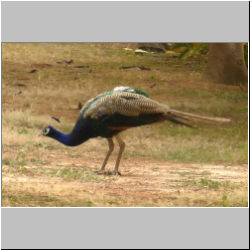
(113, 134, 125, 175)
(98, 138, 114, 174)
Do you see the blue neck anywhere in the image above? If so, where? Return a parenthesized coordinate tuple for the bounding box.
(47, 116, 95, 146)
(51, 129, 90, 146)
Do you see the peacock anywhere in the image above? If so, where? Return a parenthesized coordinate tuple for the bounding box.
(40, 86, 230, 175)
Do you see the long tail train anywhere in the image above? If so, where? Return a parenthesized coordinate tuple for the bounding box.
(169, 109, 231, 123)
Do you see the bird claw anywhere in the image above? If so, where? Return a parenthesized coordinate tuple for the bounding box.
(96, 170, 104, 175)
(96, 170, 121, 176)
(112, 171, 121, 176)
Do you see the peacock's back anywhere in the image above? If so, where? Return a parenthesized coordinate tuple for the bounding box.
(80, 86, 170, 120)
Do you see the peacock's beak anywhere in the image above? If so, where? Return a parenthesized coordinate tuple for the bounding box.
(38, 132, 43, 136)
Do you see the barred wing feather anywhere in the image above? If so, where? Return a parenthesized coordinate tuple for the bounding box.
(83, 92, 170, 119)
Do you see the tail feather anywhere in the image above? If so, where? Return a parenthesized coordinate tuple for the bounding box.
(165, 113, 193, 128)
(169, 109, 231, 122)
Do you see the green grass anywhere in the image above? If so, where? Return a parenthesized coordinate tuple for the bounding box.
(170, 170, 211, 176)
(30, 158, 43, 164)
(170, 177, 243, 191)
(2, 193, 56, 207)
(221, 195, 228, 207)
(19, 167, 107, 183)
(2, 162, 107, 183)
(125, 140, 247, 165)
(60, 200, 95, 207)
(107, 200, 119, 206)
(2, 150, 29, 168)
(169, 179, 197, 187)
(53, 168, 105, 182)
(200, 178, 221, 189)
(2, 189, 95, 207)
(213, 194, 248, 207)
(18, 128, 29, 134)
(169, 178, 234, 190)
(2, 158, 12, 165)
(170, 171, 194, 175)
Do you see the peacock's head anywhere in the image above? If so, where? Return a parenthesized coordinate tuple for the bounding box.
(39, 126, 55, 137)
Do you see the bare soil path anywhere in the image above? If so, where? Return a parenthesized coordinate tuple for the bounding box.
(2, 149, 248, 207)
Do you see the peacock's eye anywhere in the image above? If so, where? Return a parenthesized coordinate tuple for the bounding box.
(43, 128, 50, 135)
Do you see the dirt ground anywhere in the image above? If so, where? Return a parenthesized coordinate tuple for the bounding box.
(2, 146, 248, 207)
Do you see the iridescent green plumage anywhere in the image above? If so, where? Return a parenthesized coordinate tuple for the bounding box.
(134, 88, 149, 97)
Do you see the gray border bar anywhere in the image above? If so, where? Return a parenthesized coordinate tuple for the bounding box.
(1, 1, 249, 249)
(1, 1, 249, 42)
(1, 208, 249, 249)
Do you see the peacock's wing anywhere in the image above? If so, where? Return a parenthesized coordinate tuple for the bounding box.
(80, 86, 148, 115)
(82, 91, 170, 119)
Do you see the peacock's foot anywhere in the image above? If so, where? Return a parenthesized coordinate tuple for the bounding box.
(96, 169, 121, 176)
(112, 170, 121, 176)
(96, 169, 105, 175)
